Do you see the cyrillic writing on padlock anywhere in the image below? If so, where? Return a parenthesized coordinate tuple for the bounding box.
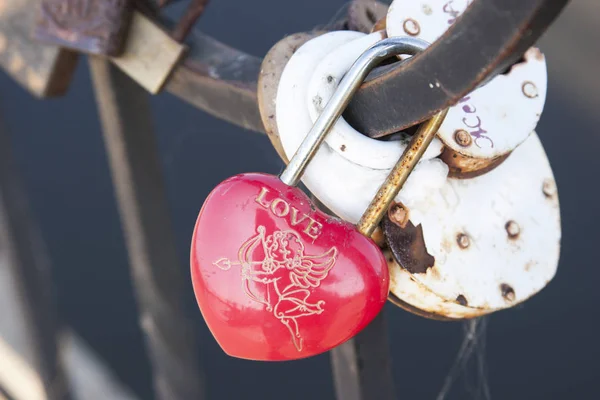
(387, 0, 547, 177)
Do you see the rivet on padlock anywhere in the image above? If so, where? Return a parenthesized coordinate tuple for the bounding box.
(383, 132, 560, 319)
(378, 0, 560, 319)
(190, 36, 446, 361)
(387, 0, 548, 178)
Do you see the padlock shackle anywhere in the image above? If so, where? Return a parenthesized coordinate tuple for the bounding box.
(279, 36, 429, 187)
(356, 108, 448, 237)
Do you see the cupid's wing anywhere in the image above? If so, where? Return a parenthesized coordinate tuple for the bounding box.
(289, 247, 338, 289)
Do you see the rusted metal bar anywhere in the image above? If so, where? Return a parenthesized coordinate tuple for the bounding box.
(171, 0, 210, 42)
(356, 108, 448, 236)
(89, 57, 205, 400)
(164, 28, 264, 132)
(162, 0, 566, 135)
(0, 112, 70, 400)
(2, 0, 568, 131)
(308, 196, 396, 400)
(159, 2, 379, 134)
(344, 0, 569, 137)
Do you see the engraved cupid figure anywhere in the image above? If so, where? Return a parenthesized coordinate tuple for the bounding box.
(214, 226, 337, 351)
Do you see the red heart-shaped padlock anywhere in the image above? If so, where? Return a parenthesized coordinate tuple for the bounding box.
(191, 173, 389, 361)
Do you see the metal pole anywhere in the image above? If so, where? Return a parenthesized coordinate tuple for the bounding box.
(0, 111, 70, 400)
(309, 197, 396, 400)
(330, 312, 397, 400)
(89, 57, 205, 400)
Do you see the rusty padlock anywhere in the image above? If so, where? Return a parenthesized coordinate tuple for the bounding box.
(386, 0, 547, 178)
(0, 0, 79, 97)
(380, 0, 560, 319)
(34, 0, 133, 56)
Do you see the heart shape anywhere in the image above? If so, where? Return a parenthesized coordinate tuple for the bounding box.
(191, 173, 389, 360)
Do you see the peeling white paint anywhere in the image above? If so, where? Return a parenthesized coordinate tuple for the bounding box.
(387, 0, 548, 162)
(388, 133, 561, 315)
(274, 22, 560, 318)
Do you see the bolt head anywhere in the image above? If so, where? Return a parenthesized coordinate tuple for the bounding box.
(457, 233, 470, 249)
(454, 129, 472, 147)
(522, 81, 538, 98)
(543, 179, 557, 198)
(500, 284, 516, 302)
(505, 221, 520, 238)
(390, 204, 408, 227)
(403, 18, 420, 36)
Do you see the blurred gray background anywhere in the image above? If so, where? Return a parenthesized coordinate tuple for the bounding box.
(0, 0, 598, 399)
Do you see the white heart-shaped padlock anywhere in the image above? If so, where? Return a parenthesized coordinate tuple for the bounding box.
(387, 0, 548, 177)
(384, 133, 560, 319)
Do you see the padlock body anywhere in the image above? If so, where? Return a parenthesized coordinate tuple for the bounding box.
(191, 173, 389, 360)
(35, 0, 132, 56)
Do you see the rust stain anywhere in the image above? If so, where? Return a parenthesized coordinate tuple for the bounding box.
(428, 265, 441, 280)
(383, 202, 435, 275)
(441, 235, 453, 253)
(370, 226, 386, 248)
(524, 260, 536, 271)
(440, 147, 509, 179)
(543, 178, 557, 198)
(371, 17, 387, 33)
(388, 293, 463, 321)
(505, 220, 520, 239)
(500, 283, 516, 302)
(389, 202, 409, 228)
(457, 233, 470, 249)
(530, 47, 545, 61)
